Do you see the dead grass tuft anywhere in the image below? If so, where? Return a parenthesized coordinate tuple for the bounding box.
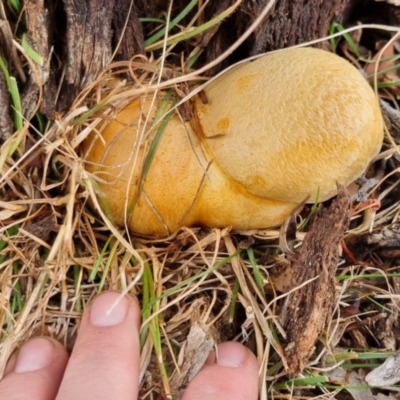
(2, 1, 400, 398)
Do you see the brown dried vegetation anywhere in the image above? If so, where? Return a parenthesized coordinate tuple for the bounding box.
(1, 1, 400, 399)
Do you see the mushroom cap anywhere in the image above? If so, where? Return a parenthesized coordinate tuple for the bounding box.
(195, 47, 383, 203)
(83, 47, 384, 235)
(83, 97, 298, 235)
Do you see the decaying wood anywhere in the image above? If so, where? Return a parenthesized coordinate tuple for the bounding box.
(242, 0, 350, 55)
(201, 0, 350, 74)
(112, 1, 145, 61)
(280, 187, 351, 375)
(24, 0, 55, 119)
(60, 0, 116, 110)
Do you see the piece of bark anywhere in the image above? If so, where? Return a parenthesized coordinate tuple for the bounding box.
(0, 68, 12, 142)
(60, 0, 115, 110)
(243, 0, 350, 55)
(141, 0, 351, 74)
(280, 186, 351, 375)
(112, 1, 145, 61)
(134, 0, 166, 17)
(201, 0, 350, 74)
(374, 312, 397, 351)
(23, 0, 56, 119)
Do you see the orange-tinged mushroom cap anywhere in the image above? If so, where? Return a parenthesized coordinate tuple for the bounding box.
(195, 47, 383, 203)
(83, 48, 384, 235)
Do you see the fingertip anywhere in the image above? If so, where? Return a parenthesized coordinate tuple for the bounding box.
(216, 342, 251, 367)
(0, 337, 68, 400)
(14, 337, 66, 373)
(182, 341, 259, 400)
(88, 291, 141, 329)
(56, 291, 142, 400)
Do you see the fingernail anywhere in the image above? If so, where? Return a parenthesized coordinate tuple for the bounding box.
(15, 337, 56, 373)
(90, 291, 129, 327)
(217, 342, 248, 367)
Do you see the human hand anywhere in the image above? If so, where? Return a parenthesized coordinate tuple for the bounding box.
(0, 291, 258, 400)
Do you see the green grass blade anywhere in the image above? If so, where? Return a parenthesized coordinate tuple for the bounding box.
(329, 22, 360, 58)
(142, 251, 240, 317)
(139, 17, 166, 24)
(8, 0, 21, 12)
(247, 247, 265, 298)
(90, 235, 113, 281)
(145, 3, 235, 51)
(144, 0, 198, 46)
(299, 187, 320, 231)
(140, 260, 153, 347)
(21, 34, 43, 65)
(0, 55, 23, 129)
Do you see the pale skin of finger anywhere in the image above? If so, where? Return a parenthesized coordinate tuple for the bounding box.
(181, 342, 259, 400)
(0, 337, 69, 400)
(0, 292, 259, 400)
(56, 292, 141, 400)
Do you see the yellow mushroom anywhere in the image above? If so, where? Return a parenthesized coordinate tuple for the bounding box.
(83, 47, 384, 236)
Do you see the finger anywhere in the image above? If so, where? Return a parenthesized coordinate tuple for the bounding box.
(0, 337, 68, 400)
(182, 342, 259, 400)
(56, 291, 141, 400)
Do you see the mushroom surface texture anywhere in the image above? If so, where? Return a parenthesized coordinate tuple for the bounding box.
(83, 47, 384, 236)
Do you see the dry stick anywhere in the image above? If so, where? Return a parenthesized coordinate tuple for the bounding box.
(281, 188, 351, 375)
